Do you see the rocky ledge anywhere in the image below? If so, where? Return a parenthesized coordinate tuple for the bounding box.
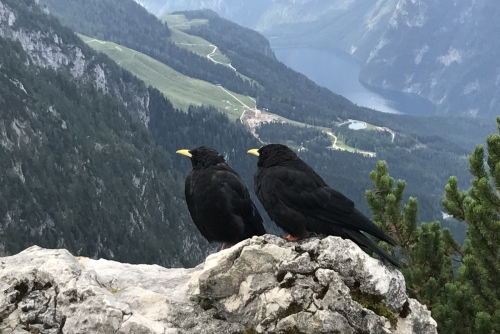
(0, 235, 437, 334)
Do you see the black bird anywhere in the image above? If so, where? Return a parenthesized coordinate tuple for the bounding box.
(176, 146, 266, 250)
(247, 144, 401, 267)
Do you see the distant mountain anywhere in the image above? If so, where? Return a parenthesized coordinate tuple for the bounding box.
(358, 0, 500, 118)
(138, 0, 500, 118)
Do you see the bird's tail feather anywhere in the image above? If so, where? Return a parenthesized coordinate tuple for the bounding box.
(343, 229, 402, 268)
(313, 209, 397, 246)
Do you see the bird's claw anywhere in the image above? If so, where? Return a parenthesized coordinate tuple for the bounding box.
(283, 234, 300, 242)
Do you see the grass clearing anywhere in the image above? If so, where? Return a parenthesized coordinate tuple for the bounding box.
(161, 14, 208, 30)
(79, 34, 255, 120)
(164, 15, 258, 85)
(169, 29, 231, 66)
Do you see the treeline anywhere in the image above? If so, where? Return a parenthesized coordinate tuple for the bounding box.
(256, 122, 329, 148)
(336, 124, 471, 155)
(336, 126, 393, 152)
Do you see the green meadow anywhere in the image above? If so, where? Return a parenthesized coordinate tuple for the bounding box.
(80, 34, 255, 120)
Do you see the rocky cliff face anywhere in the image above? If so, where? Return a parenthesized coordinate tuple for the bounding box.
(0, 235, 437, 334)
(0, 0, 151, 125)
(359, 0, 500, 118)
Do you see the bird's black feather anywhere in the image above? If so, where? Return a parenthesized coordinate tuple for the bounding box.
(181, 147, 266, 246)
(251, 144, 401, 267)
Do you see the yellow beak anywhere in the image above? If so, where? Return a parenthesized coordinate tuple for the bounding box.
(176, 149, 192, 158)
(247, 149, 260, 157)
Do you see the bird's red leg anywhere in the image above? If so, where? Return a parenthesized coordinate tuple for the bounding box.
(220, 242, 227, 250)
(283, 234, 300, 242)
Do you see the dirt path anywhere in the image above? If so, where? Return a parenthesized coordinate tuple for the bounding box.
(325, 131, 339, 149)
(177, 43, 236, 70)
(324, 130, 376, 157)
(207, 45, 236, 71)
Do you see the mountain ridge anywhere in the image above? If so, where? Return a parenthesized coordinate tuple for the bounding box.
(138, 0, 500, 118)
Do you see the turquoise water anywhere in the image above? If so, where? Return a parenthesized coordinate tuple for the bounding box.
(273, 46, 436, 116)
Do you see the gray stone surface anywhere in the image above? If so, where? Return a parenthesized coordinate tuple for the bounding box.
(0, 235, 437, 333)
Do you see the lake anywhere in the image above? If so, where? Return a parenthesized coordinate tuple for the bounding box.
(273, 46, 436, 115)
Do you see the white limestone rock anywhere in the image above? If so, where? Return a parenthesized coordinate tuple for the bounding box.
(0, 235, 437, 334)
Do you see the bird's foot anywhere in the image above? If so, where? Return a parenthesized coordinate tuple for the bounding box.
(283, 234, 300, 242)
(220, 242, 227, 250)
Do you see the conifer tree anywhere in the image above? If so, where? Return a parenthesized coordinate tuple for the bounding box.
(365, 161, 457, 311)
(439, 116, 500, 334)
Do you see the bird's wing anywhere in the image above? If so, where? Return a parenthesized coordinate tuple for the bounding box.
(185, 172, 212, 238)
(267, 167, 355, 215)
(266, 167, 394, 240)
(215, 167, 266, 235)
(185, 166, 265, 242)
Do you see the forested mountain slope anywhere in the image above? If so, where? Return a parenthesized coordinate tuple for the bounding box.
(38, 0, 495, 148)
(38, 0, 256, 98)
(0, 35, 203, 265)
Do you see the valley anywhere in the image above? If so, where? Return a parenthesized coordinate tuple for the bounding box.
(81, 24, 378, 155)
(138, 0, 500, 119)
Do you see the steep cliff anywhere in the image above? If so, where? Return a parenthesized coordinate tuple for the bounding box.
(0, 236, 437, 334)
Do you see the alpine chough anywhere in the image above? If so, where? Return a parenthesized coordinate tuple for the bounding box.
(177, 146, 266, 249)
(247, 143, 400, 267)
